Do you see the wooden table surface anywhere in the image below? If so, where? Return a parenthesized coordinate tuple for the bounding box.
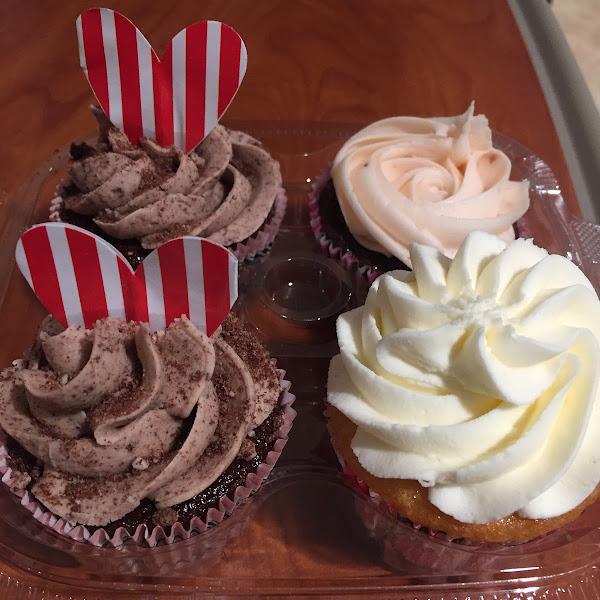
(0, 1, 588, 598)
(0, 0, 578, 208)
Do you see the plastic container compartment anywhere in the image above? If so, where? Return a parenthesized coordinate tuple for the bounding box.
(0, 122, 600, 599)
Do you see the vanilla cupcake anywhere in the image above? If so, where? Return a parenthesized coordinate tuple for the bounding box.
(310, 104, 530, 282)
(327, 231, 600, 542)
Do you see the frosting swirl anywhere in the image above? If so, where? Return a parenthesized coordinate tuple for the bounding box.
(0, 314, 280, 526)
(328, 231, 600, 524)
(331, 103, 530, 267)
(61, 108, 282, 249)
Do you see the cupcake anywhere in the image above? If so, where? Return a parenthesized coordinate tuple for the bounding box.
(310, 103, 530, 282)
(52, 107, 286, 267)
(0, 312, 295, 547)
(49, 10, 286, 266)
(327, 230, 600, 543)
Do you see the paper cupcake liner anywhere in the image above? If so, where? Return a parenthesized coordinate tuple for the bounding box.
(515, 216, 533, 240)
(325, 420, 543, 572)
(308, 167, 382, 285)
(309, 168, 382, 286)
(50, 187, 288, 264)
(230, 188, 287, 262)
(0, 366, 296, 548)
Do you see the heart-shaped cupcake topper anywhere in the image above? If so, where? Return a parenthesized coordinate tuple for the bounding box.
(16, 223, 238, 336)
(76, 8, 247, 152)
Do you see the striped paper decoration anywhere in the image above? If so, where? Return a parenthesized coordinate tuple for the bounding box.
(16, 224, 238, 335)
(76, 9, 247, 153)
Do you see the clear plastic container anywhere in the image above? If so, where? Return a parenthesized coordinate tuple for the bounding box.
(0, 121, 599, 599)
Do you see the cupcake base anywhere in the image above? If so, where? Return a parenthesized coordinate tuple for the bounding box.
(326, 412, 552, 573)
(309, 170, 406, 284)
(309, 169, 531, 284)
(326, 405, 600, 545)
(0, 372, 296, 548)
(335, 451, 490, 572)
(229, 188, 287, 262)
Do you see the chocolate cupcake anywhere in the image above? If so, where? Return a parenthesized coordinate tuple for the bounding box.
(310, 103, 530, 282)
(52, 107, 287, 267)
(0, 313, 295, 547)
(327, 231, 600, 544)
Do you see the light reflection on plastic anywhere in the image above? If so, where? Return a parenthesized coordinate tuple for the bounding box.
(306, 178, 311, 183)
(510, 587, 540, 595)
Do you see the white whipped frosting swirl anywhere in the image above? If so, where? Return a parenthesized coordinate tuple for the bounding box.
(328, 231, 600, 524)
(331, 103, 530, 267)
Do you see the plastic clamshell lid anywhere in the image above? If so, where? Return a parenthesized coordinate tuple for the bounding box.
(0, 122, 599, 599)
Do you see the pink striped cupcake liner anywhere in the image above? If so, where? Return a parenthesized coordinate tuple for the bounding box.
(309, 168, 381, 286)
(0, 366, 296, 548)
(231, 188, 287, 261)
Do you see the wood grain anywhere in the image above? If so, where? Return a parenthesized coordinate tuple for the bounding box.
(0, 1, 587, 598)
(0, 0, 577, 211)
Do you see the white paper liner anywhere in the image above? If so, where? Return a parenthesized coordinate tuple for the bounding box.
(50, 187, 287, 264)
(0, 366, 296, 548)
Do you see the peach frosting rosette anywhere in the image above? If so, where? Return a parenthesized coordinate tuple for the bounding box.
(331, 103, 530, 267)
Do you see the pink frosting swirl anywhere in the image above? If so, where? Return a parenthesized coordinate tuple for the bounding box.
(331, 103, 530, 267)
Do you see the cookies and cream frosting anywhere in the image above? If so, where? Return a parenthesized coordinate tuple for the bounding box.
(62, 108, 282, 249)
(331, 103, 530, 267)
(328, 231, 600, 524)
(0, 314, 280, 526)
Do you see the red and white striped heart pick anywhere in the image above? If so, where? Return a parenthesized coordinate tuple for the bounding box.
(15, 223, 238, 336)
(76, 8, 247, 153)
